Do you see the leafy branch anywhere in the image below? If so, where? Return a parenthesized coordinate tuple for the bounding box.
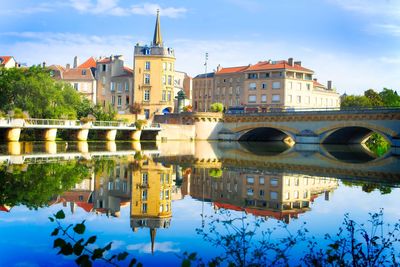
(49, 210, 142, 267)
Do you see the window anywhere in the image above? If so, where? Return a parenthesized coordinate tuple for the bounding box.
(110, 82, 115, 92)
(125, 82, 129, 91)
(160, 191, 164, 200)
(272, 94, 280, 102)
(248, 73, 258, 79)
(142, 190, 147, 200)
(111, 95, 115, 105)
(167, 91, 171, 101)
(236, 86, 240, 94)
(145, 61, 150, 70)
(168, 75, 172, 85)
(285, 192, 290, 200)
(249, 83, 256, 90)
(144, 74, 150, 84)
(297, 96, 301, 103)
(163, 75, 166, 85)
(126, 96, 129, 105)
(162, 90, 166, 101)
(117, 96, 122, 106)
(262, 83, 267, 89)
(117, 83, 122, 93)
(169, 63, 172, 71)
(261, 94, 267, 103)
(297, 82, 302, 90)
(247, 176, 254, 184)
(165, 190, 170, 200)
(142, 203, 147, 213)
(294, 191, 299, 199)
(247, 188, 254, 196)
(259, 190, 265, 197)
(270, 191, 278, 200)
(248, 95, 257, 103)
(288, 81, 293, 89)
(74, 83, 79, 90)
(272, 81, 281, 89)
(270, 178, 278, 186)
(306, 84, 311, 90)
(259, 177, 265, 185)
(102, 64, 106, 72)
(159, 205, 164, 212)
(163, 62, 167, 70)
(144, 90, 150, 101)
(82, 70, 86, 75)
(285, 178, 290, 186)
(142, 173, 148, 184)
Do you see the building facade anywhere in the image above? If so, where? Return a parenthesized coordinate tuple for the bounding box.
(192, 73, 214, 112)
(174, 71, 192, 111)
(193, 58, 340, 112)
(133, 10, 176, 120)
(0, 56, 17, 68)
(96, 55, 134, 114)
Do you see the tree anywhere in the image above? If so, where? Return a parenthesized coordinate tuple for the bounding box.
(364, 89, 383, 106)
(340, 95, 371, 108)
(210, 102, 224, 112)
(379, 88, 400, 107)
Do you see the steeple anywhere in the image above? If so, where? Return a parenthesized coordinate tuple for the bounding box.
(153, 9, 163, 47)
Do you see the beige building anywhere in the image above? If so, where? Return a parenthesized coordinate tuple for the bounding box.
(174, 71, 192, 110)
(133, 10, 176, 120)
(193, 58, 340, 112)
(0, 56, 17, 68)
(49, 57, 97, 103)
(192, 73, 214, 112)
(96, 55, 134, 114)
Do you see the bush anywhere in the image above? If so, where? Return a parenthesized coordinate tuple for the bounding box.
(134, 119, 147, 130)
(210, 102, 224, 112)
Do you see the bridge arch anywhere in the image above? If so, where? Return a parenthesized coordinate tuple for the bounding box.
(318, 122, 394, 145)
(232, 124, 297, 142)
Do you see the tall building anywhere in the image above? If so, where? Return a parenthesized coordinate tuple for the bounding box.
(96, 55, 134, 114)
(133, 10, 176, 120)
(193, 58, 340, 112)
(192, 73, 214, 112)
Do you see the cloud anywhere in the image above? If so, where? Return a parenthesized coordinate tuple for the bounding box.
(68, 0, 187, 18)
(126, 241, 180, 253)
(328, 0, 400, 17)
(372, 23, 400, 37)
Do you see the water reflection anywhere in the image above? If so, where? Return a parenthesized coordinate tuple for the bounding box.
(0, 141, 399, 264)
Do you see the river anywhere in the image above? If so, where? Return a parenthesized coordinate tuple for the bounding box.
(0, 141, 399, 266)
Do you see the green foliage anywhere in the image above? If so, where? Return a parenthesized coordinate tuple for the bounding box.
(0, 162, 89, 209)
(341, 95, 372, 108)
(0, 66, 84, 119)
(208, 168, 223, 178)
(210, 102, 224, 112)
(134, 119, 147, 130)
(50, 210, 141, 267)
(364, 89, 383, 106)
(379, 88, 400, 107)
(341, 88, 400, 108)
(365, 133, 390, 156)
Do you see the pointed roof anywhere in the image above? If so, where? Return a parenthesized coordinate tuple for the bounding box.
(150, 228, 156, 254)
(78, 57, 97, 68)
(153, 9, 163, 47)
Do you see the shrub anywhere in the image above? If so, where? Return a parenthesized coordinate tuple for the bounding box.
(134, 119, 147, 130)
(210, 102, 224, 112)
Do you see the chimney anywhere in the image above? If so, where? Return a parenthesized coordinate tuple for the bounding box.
(216, 64, 222, 72)
(327, 80, 332, 90)
(42, 62, 46, 68)
(66, 63, 70, 70)
(294, 61, 302, 66)
(288, 57, 294, 66)
(313, 78, 317, 82)
(73, 56, 79, 68)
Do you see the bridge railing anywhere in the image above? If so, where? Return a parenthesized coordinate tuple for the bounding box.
(25, 118, 81, 126)
(92, 121, 128, 127)
(143, 123, 161, 129)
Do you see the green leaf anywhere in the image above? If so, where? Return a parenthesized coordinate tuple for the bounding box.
(76, 255, 92, 267)
(103, 242, 112, 251)
(58, 242, 73, 256)
(91, 248, 104, 260)
(182, 259, 191, 267)
(117, 252, 129, 261)
(48, 217, 54, 222)
(73, 222, 86, 234)
(73, 241, 84, 256)
(85, 236, 96, 245)
(188, 252, 197, 261)
(54, 210, 65, 219)
(53, 238, 66, 248)
(51, 228, 59, 236)
(129, 258, 137, 267)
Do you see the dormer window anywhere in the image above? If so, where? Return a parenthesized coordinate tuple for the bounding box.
(82, 70, 86, 75)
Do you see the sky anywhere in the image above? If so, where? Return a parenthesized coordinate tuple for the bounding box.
(0, 0, 399, 94)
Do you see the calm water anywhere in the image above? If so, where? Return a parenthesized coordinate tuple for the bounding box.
(0, 141, 399, 266)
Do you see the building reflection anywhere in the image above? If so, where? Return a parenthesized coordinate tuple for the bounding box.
(130, 157, 173, 253)
(190, 167, 338, 223)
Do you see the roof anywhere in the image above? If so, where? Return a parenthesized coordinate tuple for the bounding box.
(216, 65, 249, 75)
(0, 56, 13, 66)
(0, 205, 11, 212)
(313, 80, 326, 88)
(245, 60, 313, 73)
(98, 57, 112, 63)
(48, 64, 66, 72)
(194, 72, 215, 79)
(76, 202, 94, 213)
(63, 68, 95, 80)
(78, 57, 97, 68)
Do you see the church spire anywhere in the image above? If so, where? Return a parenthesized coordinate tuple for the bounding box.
(153, 9, 163, 47)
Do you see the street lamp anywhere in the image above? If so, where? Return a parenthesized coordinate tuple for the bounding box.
(204, 52, 208, 112)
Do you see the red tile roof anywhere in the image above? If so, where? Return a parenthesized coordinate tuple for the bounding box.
(245, 60, 313, 73)
(214, 202, 243, 212)
(98, 57, 111, 63)
(63, 68, 95, 80)
(78, 57, 97, 68)
(216, 65, 249, 75)
(0, 56, 13, 66)
(76, 202, 94, 213)
(0, 205, 11, 212)
(313, 80, 326, 88)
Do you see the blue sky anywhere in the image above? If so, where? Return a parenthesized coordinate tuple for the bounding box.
(0, 0, 399, 94)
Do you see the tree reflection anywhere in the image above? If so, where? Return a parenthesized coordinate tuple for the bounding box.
(0, 161, 89, 209)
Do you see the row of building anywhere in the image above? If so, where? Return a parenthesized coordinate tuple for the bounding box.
(1, 11, 340, 120)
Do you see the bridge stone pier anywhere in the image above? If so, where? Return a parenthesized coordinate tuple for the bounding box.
(219, 108, 400, 151)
